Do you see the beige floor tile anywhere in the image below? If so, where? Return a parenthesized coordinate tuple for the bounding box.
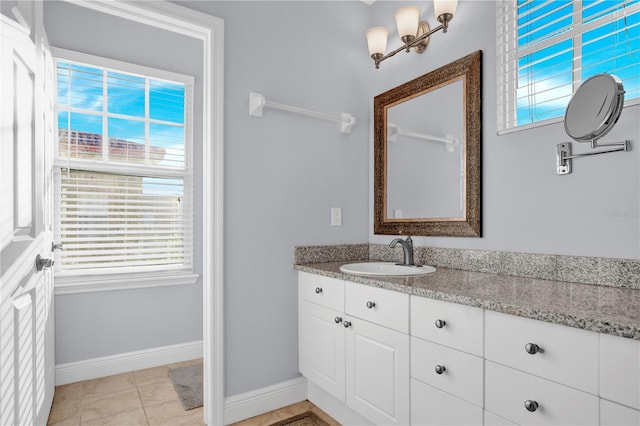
(133, 365, 173, 387)
(80, 388, 143, 422)
(81, 372, 137, 399)
(82, 407, 148, 426)
(144, 399, 204, 426)
(138, 379, 180, 407)
(47, 404, 80, 426)
(52, 382, 83, 409)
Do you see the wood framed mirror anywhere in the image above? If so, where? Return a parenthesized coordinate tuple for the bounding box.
(374, 50, 482, 237)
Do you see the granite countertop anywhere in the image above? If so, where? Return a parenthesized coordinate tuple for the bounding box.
(294, 261, 640, 341)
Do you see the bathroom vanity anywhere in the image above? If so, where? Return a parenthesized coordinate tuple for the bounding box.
(295, 262, 640, 426)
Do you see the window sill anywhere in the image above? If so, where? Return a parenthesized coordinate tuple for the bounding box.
(54, 271, 200, 295)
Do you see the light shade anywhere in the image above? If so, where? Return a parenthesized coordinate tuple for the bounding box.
(433, 0, 458, 19)
(366, 26, 388, 56)
(395, 6, 420, 38)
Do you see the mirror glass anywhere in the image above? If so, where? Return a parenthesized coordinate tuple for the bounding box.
(374, 51, 482, 237)
(386, 78, 464, 219)
(564, 73, 625, 143)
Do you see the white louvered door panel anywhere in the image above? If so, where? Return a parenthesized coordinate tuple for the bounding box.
(1, 5, 55, 425)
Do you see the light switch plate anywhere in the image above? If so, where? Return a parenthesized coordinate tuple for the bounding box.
(331, 207, 342, 226)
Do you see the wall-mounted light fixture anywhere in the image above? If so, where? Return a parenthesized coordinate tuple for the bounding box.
(366, 0, 458, 69)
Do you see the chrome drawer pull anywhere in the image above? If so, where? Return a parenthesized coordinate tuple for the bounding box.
(366, 301, 376, 309)
(343, 321, 352, 328)
(434, 364, 446, 375)
(525, 343, 544, 354)
(315, 287, 323, 294)
(435, 319, 447, 328)
(334, 317, 342, 324)
(524, 400, 539, 412)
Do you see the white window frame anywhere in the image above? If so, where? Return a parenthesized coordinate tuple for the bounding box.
(496, 0, 640, 135)
(52, 47, 199, 293)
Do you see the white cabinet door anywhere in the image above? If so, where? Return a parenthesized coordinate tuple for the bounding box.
(1, 6, 55, 426)
(299, 301, 346, 402)
(411, 379, 482, 426)
(600, 333, 640, 410)
(346, 317, 410, 425)
(600, 399, 640, 426)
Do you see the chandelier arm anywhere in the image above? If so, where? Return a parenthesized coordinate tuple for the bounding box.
(375, 23, 446, 68)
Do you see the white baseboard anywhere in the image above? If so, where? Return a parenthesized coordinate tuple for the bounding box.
(224, 377, 308, 424)
(55, 340, 203, 386)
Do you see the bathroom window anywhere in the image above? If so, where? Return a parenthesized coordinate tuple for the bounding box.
(53, 49, 196, 289)
(496, 0, 640, 133)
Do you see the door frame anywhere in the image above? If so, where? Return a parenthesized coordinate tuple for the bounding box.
(56, 1, 226, 424)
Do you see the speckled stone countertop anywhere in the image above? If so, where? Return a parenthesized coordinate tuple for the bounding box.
(294, 261, 640, 341)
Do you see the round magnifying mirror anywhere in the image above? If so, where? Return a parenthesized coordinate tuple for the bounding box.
(564, 73, 625, 143)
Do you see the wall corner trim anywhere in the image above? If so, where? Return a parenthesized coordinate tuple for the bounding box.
(55, 340, 203, 386)
(224, 377, 308, 424)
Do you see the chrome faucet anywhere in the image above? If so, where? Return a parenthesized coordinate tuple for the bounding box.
(389, 236, 417, 266)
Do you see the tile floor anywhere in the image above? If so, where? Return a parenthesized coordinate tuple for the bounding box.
(47, 358, 339, 426)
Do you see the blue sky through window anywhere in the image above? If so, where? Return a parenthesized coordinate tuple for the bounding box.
(516, 0, 639, 126)
(57, 61, 186, 168)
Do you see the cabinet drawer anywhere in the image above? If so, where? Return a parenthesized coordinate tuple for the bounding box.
(600, 333, 640, 410)
(411, 337, 483, 407)
(411, 296, 483, 356)
(600, 399, 640, 426)
(411, 379, 483, 426)
(485, 310, 598, 394)
(485, 361, 599, 426)
(345, 282, 408, 333)
(299, 272, 344, 311)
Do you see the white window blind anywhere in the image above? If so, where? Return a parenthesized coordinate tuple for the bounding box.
(53, 50, 194, 277)
(497, 0, 640, 133)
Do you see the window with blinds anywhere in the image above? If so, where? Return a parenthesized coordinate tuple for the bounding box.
(496, 0, 640, 133)
(54, 52, 194, 277)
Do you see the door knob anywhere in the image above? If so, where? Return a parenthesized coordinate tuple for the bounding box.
(334, 317, 343, 324)
(35, 254, 54, 272)
(366, 301, 376, 309)
(343, 321, 352, 328)
(435, 319, 447, 328)
(315, 287, 323, 294)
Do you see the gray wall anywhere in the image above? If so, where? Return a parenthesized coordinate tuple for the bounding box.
(367, 1, 640, 259)
(43, 0, 639, 403)
(175, 0, 371, 396)
(44, 1, 204, 363)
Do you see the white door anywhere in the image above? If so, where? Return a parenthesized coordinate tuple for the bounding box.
(0, 2, 56, 425)
(345, 318, 410, 426)
(300, 301, 346, 402)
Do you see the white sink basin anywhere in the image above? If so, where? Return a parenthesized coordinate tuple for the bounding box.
(339, 262, 436, 277)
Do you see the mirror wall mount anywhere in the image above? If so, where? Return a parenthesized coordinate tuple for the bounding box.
(556, 73, 631, 175)
(374, 50, 482, 237)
